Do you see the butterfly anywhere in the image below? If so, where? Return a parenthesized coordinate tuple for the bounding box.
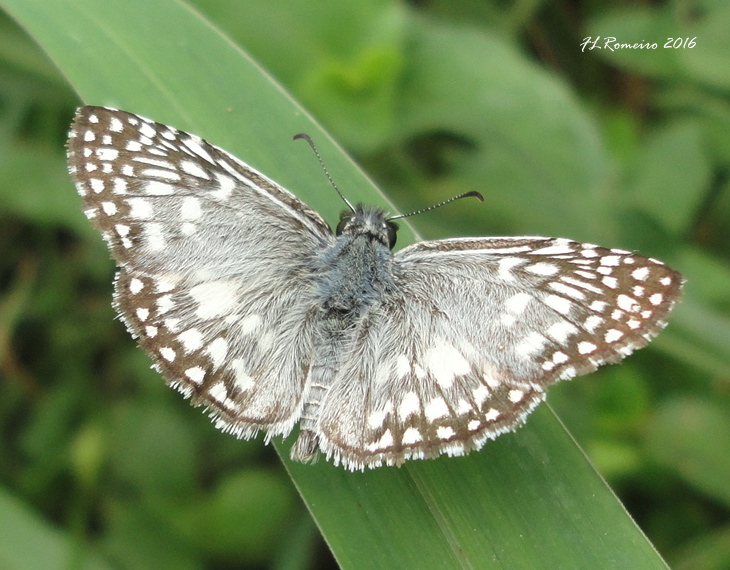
(67, 106, 684, 471)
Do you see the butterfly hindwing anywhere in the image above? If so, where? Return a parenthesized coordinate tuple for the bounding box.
(68, 106, 333, 438)
(315, 237, 683, 469)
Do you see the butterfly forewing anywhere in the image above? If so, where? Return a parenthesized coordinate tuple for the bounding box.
(67, 106, 684, 471)
(68, 106, 333, 438)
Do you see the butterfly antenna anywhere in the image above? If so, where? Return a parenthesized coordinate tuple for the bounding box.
(388, 191, 484, 220)
(294, 133, 355, 212)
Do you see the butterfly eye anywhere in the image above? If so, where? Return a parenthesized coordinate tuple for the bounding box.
(335, 212, 352, 236)
(386, 221, 398, 248)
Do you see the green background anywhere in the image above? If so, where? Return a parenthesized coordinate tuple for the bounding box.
(0, 1, 728, 569)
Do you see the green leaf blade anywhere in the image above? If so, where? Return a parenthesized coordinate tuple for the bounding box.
(1, 0, 670, 567)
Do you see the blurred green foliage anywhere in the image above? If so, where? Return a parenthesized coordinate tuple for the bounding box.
(0, 0, 728, 569)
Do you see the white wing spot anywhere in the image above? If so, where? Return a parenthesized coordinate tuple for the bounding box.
(504, 292, 531, 315)
(500, 312, 517, 327)
(627, 319, 641, 329)
(398, 391, 420, 420)
(96, 148, 119, 161)
(617, 294, 639, 312)
(649, 293, 664, 306)
(396, 354, 410, 379)
(552, 351, 569, 364)
(367, 408, 389, 430)
(182, 136, 215, 163)
(600, 255, 621, 266)
(578, 341, 597, 354)
(179, 328, 203, 352)
(508, 389, 524, 403)
(547, 321, 578, 343)
(231, 359, 254, 391)
(584, 315, 603, 333)
(659, 276, 672, 286)
(525, 262, 559, 276)
(207, 337, 228, 368)
(159, 347, 176, 362)
(602, 276, 619, 289)
(437, 426, 455, 440)
(155, 278, 176, 293)
(544, 294, 573, 315)
(212, 172, 236, 200)
(139, 122, 156, 139)
(238, 315, 261, 335)
(157, 295, 174, 314)
(485, 408, 500, 421)
(181, 223, 196, 236)
(561, 276, 603, 294)
(402, 427, 422, 445)
(632, 267, 650, 281)
(367, 430, 394, 451)
(549, 281, 586, 300)
(136, 308, 149, 321)
(181, 159, 210, 179)
(109, 117, 123, 132)
(126, 140, 142, 152)
(113, 178, 128, 194)
(209, 382, 229, 404)
(90, 179, 105, 193)
(189, 280, 239, 319)
(426, 343, 470, 389)
(129, 278, 144, 294)
(425, 397, 449, 421)
(143, 223, 165, 251)
(632, 286, 645, 297)
(185, 367, 205, 384)
(101, 201, 117, 215)
(145, 326, 157, 337)
(498, 257, 526, 281)
(605, 329, 623, 343)
(144, 180, 174, 195)
(590, 300, 607, 312)
(468, 420, 481, 431)
(128, 197, 153, 219)
(141, 168, 181, 181)
(516, 332, 547, 358)
(473, 385, 490, 406)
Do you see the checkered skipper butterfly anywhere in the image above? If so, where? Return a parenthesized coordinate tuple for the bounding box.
(67, 106, 683, 471)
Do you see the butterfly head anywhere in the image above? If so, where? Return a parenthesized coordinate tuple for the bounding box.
(336, 205, 399, 249)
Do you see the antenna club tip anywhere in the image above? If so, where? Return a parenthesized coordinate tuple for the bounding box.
(293, 133, 311, 142)
(467, 191, 485, 203)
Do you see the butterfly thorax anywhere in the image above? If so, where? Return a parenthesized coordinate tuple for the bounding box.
(314, 205, 397, 317)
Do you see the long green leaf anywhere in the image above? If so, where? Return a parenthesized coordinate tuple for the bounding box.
(2, 0, 668, 567)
